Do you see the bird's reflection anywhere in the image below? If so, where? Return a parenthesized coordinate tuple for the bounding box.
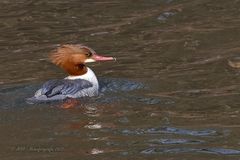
(54, 100, 128, 156)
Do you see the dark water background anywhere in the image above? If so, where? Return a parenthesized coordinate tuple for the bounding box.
(1, 0, 240, 159)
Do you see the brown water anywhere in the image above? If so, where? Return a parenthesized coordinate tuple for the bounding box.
(1, 0, 240, 159)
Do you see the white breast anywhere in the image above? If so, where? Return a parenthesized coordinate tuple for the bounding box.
(65, 67, 99, 97)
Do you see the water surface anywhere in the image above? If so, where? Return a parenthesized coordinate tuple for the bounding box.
(1, 0, 240, 159)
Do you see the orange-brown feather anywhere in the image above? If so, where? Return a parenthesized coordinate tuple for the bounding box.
(49, 45, 89, 76)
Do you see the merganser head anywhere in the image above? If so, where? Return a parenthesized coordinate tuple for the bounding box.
(50, 44, 115, 76)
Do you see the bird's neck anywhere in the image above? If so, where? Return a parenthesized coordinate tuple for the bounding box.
(65, 67, 98, 84)
(64, 63, 87, 76)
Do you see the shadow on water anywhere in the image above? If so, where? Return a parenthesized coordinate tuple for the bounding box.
(0, 77, 155, 108)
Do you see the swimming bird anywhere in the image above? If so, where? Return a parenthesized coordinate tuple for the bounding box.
(27, 44, 115, 102)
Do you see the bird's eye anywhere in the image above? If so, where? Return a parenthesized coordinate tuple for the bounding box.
(85, 51, 92, 57)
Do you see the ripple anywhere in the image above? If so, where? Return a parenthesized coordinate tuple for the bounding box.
(90, 148, 104, 155)
(200, 148, 240, 155)
(146, 127, 217, 136)
(148, 138, 204, 145)
(121, 126, 218, 137)
(141, 147, 240, 155)
(157, 11, 176, 22)
(99, 78, 145, 93)
(135, 97, 164, 105)
(141, 147, 198, 154)
(85, 123, 102, 129)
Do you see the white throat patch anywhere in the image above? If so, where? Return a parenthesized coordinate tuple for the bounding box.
(65, 67, 97, 82)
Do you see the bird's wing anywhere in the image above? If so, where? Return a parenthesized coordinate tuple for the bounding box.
(39, 79, 93, 98)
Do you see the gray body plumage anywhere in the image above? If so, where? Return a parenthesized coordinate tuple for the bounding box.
(27, 67, 99, 102)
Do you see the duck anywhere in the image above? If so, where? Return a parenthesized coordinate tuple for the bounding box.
(27, 44, 116, 102)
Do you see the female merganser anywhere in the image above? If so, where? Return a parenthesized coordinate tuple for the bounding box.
(27, 44, 115, 102)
